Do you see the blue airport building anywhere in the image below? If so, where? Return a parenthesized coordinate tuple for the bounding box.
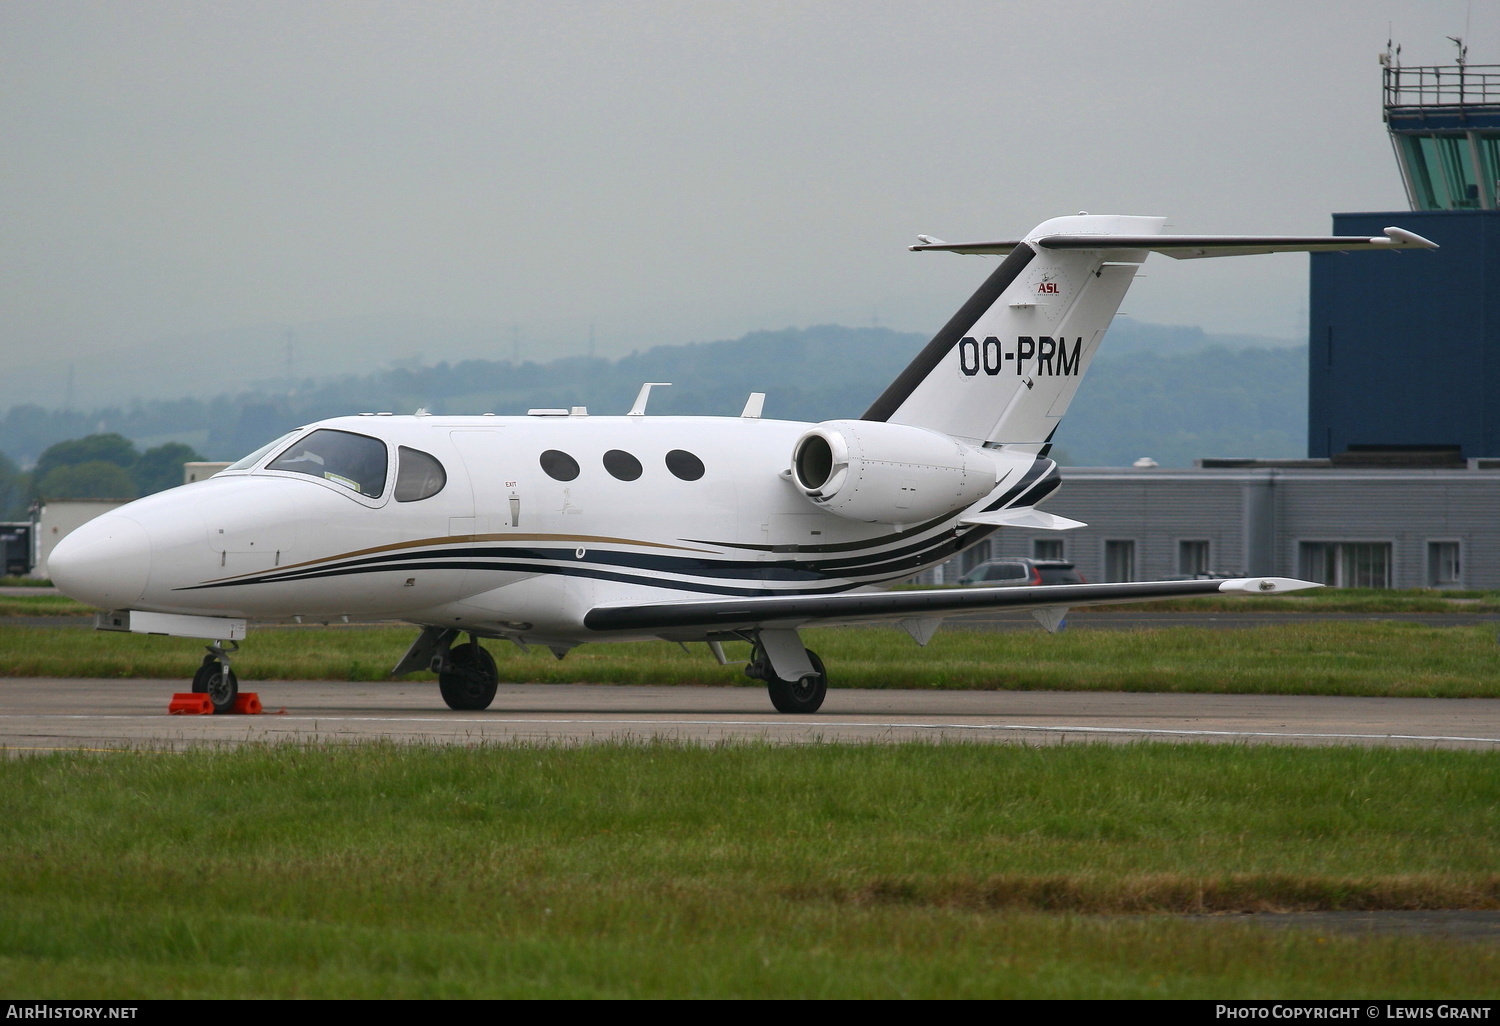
(1309, 61, 1500, 462)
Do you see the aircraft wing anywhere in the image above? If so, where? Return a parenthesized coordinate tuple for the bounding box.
(909, 227, 1437, 258)
(584, 576, 1318, 636)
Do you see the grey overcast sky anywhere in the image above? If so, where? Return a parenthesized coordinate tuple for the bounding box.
(0, 0, 1491, 371)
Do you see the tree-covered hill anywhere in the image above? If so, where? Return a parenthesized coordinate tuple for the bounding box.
(0, 322, 1307, 518)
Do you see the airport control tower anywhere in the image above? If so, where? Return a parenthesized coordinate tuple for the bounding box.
(1308, 52, 1500, 461)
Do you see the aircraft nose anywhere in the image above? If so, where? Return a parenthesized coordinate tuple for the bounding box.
(47, 513, 152, 609)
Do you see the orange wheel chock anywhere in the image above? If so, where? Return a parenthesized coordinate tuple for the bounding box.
(168, 693, 214, 715)
(231, 693, 263, 715)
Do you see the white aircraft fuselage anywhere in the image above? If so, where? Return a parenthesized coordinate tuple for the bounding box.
(53, 412, 1035, 647)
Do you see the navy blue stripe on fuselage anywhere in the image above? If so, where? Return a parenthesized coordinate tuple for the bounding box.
(179, 504, 991, 591)
(174, 523, 996, 597)
(176, 557, 928, 599)
(982, 458, 1057, 512)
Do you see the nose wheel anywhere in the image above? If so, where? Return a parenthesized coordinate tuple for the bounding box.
(191, 642, 239, 714)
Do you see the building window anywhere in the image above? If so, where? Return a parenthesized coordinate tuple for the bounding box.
(1299, 542, 1392, 589)
(1178, 540, 1210, 576)
(1104, 540, 1135, 583)
(960, 540, 992, 574)
(1427, 541, 1462, 588)
(1033, 539, 1064, 561)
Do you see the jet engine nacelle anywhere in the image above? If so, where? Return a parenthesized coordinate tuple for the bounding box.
(790, 420, 998, 523)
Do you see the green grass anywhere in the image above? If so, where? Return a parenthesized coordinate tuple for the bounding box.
(0, 741, 1496, 998)
(0, 576, 53, 588)
(0, 593, 93, 617)
(5, 619, 1500, 698)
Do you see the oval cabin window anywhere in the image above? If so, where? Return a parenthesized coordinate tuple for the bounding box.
(540, 449, 581, 482)
(665, 449, 705, 481)
(394, 446, 447, 502)
(603, 449, 643, 481)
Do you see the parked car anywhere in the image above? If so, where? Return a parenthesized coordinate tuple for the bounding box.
(957, 558, 1086, 587)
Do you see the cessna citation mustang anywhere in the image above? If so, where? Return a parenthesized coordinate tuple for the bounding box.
(48, 214, 1437, 714)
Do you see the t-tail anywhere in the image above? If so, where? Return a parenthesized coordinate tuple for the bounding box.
(862, 214, 1438, 454)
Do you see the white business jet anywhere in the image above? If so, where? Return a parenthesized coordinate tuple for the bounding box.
(47, 214, 1436, 713)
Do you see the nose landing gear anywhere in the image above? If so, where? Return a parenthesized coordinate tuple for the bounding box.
(191, 641, 239, 715)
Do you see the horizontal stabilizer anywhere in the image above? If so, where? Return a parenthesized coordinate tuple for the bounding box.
(584, 577, 1322, 636)
(911, 226, 1438, 258)
(960, 508, 1086, 531)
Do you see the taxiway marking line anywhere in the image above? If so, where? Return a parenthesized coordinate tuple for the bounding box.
(0, 714, 1497, 745)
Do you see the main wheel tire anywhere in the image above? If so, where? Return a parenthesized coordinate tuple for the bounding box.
(439, 642, 499, 711)
(766, 648, 827, 714)
(191, 656, 239, 714)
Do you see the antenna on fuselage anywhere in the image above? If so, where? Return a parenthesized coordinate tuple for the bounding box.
(627, 382, 671, 416)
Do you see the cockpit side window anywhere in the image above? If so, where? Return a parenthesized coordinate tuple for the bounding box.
(394, 446, 446, 502)
(265, 429, 389, 498)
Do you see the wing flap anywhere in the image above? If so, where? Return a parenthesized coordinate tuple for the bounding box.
(584, 577, 1320, 635)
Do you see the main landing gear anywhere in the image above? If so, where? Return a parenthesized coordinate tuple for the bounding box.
(390, 627, 502, 711)
(744, 629, 828, 714)
(438, 639, 500, 711)
(191, 641, 239, 715)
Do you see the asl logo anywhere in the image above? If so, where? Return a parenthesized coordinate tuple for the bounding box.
(1037, 282, 1060, 294)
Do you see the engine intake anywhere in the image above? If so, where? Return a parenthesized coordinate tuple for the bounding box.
(789, 420, 998, 523)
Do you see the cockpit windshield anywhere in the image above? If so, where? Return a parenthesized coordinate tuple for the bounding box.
(224, 431, 299, 473)
(264, 429, 389, 498)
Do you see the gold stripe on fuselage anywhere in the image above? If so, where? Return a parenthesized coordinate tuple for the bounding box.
(199, 532, 718, 585)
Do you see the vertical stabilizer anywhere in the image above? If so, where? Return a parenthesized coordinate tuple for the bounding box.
(864, 214, 1165, 451)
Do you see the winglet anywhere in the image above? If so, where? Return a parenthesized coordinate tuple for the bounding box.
(1216, 577, 1323, 594)
(1378, 226, 1438, 249)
